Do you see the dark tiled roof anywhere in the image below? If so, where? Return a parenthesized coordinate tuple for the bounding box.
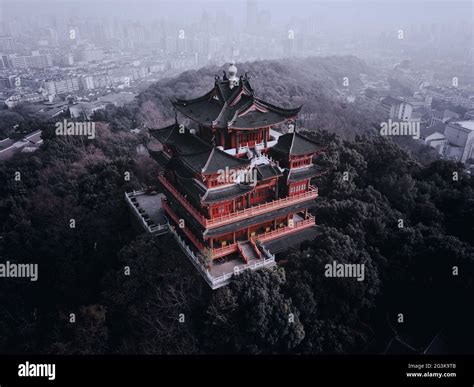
(256, 164, 282, 181)
(149, 123, 176, 143)
(172, 159, 196, 179)
(180, 147, 250, 175)
(176, 176, 206, 203)
(202, 184, 253, 204)
(149, 123, 211, 156)
(272, 132, 324, 156)
(262, 225, 319, 254)
(150, 122, 255, 186)
(169, 133, 211, 156)
(287, 164, 325, 182)
(204, 199, 316, 237)
(175, 176, 253, 205)
(173, 77, 301, 129)
(420, 122, 446, 138)
(147, 149, 170, 167)
(162, 190, 205, 232)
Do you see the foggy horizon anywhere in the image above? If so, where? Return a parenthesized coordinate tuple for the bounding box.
(0, 0, 473, 382)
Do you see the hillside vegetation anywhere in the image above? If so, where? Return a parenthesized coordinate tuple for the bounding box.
(0, 57, 471, 354)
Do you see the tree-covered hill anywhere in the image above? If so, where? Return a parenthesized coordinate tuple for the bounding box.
(0, 122, 472, 354)
(0, 57, 471, 354)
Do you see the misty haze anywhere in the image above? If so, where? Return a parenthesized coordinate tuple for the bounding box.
(0, 0, 473, 383)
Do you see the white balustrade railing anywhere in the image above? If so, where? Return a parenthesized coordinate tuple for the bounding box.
(169, 225, 275, 289)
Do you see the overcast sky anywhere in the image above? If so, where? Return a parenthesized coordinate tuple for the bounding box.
(0, 0, 472, 36)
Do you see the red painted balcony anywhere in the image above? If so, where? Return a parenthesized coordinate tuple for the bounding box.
(210, 216, 315, 260)
(253, 215, 316, 243)
(163, 192, 315, 261)
(158, 173, 318, 230)
(208, 188, 318, 228)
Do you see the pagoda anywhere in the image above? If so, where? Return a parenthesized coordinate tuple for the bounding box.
(148, 63, 324, 288)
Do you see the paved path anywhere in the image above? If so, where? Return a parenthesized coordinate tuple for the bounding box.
(0, 130, 42, 161)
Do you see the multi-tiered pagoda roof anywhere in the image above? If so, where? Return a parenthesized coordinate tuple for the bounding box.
(150, 122, 250, 174)
(172, 72, 302, 130)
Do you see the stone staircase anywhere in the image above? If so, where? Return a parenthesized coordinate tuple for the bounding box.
(238, 241, 260, 263)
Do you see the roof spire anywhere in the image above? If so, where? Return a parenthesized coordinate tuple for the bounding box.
(228, 62, 239, 89)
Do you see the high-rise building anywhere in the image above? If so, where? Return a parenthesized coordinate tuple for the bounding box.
(0, 54, 10, 69)
(80, 76, 95, 90)
(246, 0, 258, 33)
(380, 96, 413, 121)
(76, 48, 104, 63)
(53, 53, 74, 67)
(0, 36, 15, 52)
(44, 78, 80, 95)
(10, 52, 53, 69)
(444, 121, 474, 163)
(0, 76, 16, 89)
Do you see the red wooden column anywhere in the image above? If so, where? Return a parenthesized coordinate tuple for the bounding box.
(220, 130, 225, 147)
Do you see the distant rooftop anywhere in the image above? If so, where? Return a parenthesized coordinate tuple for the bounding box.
(450, 120, 474, 131)
(421, 122, 446, 138)
(98, 92, 136, 106)
(381, 96, 403, 105)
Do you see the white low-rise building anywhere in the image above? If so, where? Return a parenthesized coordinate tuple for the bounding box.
(444, 121, 474, 163)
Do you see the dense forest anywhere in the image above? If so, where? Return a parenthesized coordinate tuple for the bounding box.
(94, 56, 379, 139)
(0, 57, 472, 354)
